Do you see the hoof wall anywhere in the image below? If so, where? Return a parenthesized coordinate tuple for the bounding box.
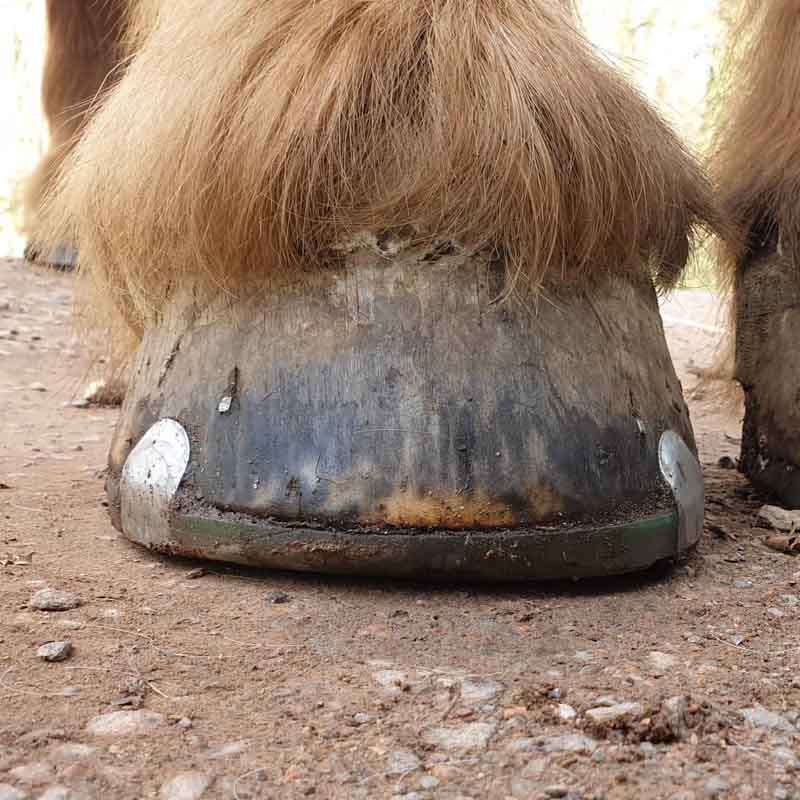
(107, 248, 703, 580)
(736, 251, 800, 506)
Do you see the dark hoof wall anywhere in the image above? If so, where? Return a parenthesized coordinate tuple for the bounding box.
(736, 251, 800, 507)
(106, 244, 703, 580)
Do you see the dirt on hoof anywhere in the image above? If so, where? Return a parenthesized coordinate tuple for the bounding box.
(1, 261, 799, 799)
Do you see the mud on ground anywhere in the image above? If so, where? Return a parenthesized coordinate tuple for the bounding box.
(0, 258, 798, 800)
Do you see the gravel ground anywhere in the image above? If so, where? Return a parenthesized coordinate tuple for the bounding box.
(1, 258, 798, 800)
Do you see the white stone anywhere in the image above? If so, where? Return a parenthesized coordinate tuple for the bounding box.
(422, 722, 497, 751)
(511, 778, 537, 799)
(507, 738, 537, 752)
(781, 594, 800, 606)
(460, 678, 503, 705)
(159, 772, 211, 800)
(705, 776, 730, 797)
(386, 751, 421, 775)
(29, 589, 81, 612)
(7, 763, 54, 786)
(555, 703, 577, 722)
(0, 786, 28, 800)
(372, 670, 408, 693)
(592, 696, 620, 707)
(542, 734, 598, 754)
(49, 744, 96, 763)
(38, 788, 87, 800)
(585, 702, 644, 725)
(86, 709, 166, 737)
(773, 748, 800, 770)
(741, 705, 794, 733)
(648, 651, 677, 672)
(521, 758, 548, 779)
(205, 740, 249, 759)
(36, 641, 72, 662)
(757, 505, 800, 532)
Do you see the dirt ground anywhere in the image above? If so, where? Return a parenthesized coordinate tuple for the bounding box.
(1, 257, 798, 800)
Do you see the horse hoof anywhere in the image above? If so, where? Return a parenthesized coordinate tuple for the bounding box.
(24, 240, 78, 271)
(106, 244, 703, 580)
(736, 250, 800, 506)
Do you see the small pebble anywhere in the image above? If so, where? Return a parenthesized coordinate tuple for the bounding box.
(648, 651, 677, 673)
(387, 751, 421, 775)
(205, 740, 250, 759)
(422, 722, 497, 752)
(36, 640, 73, 662)
(86, 709, 166, 737)
(159, 771, 211, 800)
(372, 669, 409, 693)
(757, 505, 800, 532)
(717, 456, 736, 470)
(49, 744, 96, 762)
(511, 778, 537, 799)
(544, 786, 569, 799)
(734, 579, 754, 590)
(740, 705, 794, 733)
(265, 591, 291, 604)
(38, 788, 86, 800)
(507, 738, 537, 752)
(186, 568, 207, 580)
(704, 776, 730, 797)
(772, 747, 799, 771)
(556, 703, 577, 722)
(542, 734, 598, 754)
(591, 696, 620, 707)
(585, 702, 643, 725)
(28, 382, 47, 392)
(8, 762, 54, 785)
(460, 677, 503, 704)
(29, 588, 81, 612)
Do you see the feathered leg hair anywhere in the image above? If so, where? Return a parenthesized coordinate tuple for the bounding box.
(43, 0, 722, 340)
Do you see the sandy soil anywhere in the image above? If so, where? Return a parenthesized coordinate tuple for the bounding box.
(1, 257, 798, 800)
